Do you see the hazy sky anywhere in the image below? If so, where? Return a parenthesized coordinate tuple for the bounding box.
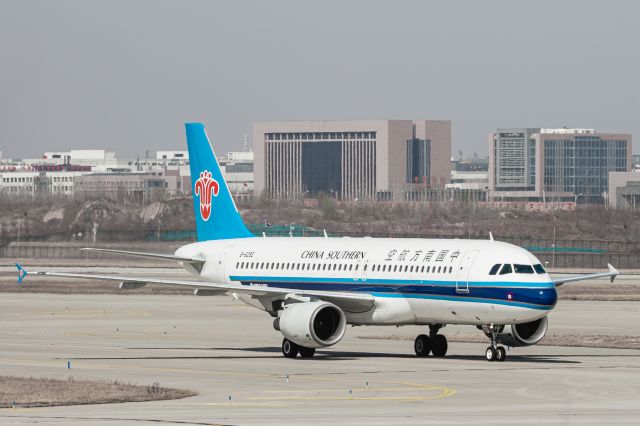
(1, 0, 638, 159)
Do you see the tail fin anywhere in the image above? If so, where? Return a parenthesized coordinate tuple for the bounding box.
(185, 123, 253, 241)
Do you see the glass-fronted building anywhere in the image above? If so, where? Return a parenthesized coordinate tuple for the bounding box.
(542, 134, 628, 200)
(489, 128, 632, 203)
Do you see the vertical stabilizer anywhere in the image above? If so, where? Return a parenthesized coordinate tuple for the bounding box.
(185, 123, 253, 241)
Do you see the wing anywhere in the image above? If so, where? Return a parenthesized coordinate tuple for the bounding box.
(80, 248, 205, 265)
(551, 263, 620, 287)
(16, 266, 374, 313)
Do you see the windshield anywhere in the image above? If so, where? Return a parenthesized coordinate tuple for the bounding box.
(499, 264, 512, 275)
(533, 264, 546, 274)
(514, 264, 534, 274)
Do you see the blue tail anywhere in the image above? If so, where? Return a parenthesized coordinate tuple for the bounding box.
(185, 123, 253, 241)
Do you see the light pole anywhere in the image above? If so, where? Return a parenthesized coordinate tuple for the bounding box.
(574, 192, 583, 206)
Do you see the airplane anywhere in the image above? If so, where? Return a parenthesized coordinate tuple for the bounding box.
(16, 123, 621, 362)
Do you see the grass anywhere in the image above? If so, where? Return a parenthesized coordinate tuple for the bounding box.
(0, 376, 196, 408)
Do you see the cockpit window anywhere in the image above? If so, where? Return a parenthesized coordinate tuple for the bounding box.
(499, 264, 513, 275)
(514, 264, 534, 274)
(489, 264, 501, 275)
(533, 264, 546, 274)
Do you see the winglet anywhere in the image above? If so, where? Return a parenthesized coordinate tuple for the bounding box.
(607, 263, 620, 283)
(15, 263, 27, 284)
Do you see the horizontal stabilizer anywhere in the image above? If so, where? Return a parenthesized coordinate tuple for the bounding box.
(81, 248, 205, 264)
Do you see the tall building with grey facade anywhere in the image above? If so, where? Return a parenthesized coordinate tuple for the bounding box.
(253, 120, 451, 200)
(489, 128, 632, 202)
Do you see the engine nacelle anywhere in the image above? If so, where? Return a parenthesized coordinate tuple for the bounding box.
(273, 301, 346, 348)
(496, 316, 549, 347)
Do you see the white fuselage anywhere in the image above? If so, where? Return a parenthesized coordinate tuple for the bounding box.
(175, 237, 557, 326)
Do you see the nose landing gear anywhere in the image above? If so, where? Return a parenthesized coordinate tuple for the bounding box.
(484, 324, 506, 362)
(414, 324, 448, 358)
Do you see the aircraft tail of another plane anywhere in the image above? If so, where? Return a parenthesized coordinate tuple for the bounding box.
(185, 123, 254, 241)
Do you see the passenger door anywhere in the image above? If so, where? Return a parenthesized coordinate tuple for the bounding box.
(455, 250, 478, 293)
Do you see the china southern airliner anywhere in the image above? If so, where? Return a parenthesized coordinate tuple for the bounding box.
(16, 123, 620, 362)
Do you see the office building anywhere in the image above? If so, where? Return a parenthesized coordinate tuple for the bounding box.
(489, 128, 632, 202)
(253, 120, 451, 200)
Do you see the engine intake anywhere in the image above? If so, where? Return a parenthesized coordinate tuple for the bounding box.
(274, 301, 346, 348)
(496, 316, 548, 347)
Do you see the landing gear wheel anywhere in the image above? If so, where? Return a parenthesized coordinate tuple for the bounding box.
(299, 347, 316, 358)
(414, 334, 431, 357)
(431, 334, 448, 357)
(485, 346, 497, 362)
(496, 346, 506, 362)
(282, 338, 299, 358)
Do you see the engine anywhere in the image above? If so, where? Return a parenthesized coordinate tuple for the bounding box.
(494, 316, 549, 347)
(273, 301, 347, 348)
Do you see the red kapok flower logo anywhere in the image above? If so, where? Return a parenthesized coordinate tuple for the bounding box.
(194, 170, 219, 221)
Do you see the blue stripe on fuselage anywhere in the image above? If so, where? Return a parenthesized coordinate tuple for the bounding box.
(228, 275, 557, 310)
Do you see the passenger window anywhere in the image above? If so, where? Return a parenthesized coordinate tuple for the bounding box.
(499, 264, 513, 275)
(349, 264, 353, 271)
(514, 264, 534, 274)
(489, 264, 501, 275)
(404, 265, 408, 272)
(533, 264, 546, 274)
(355, 265, 359, 271)
(323, 264, 327, 271)
(393, 265, 398, 272)
(438, 266, 441, 273)
(449, 266, 452, 273)
(427, 266, 430, 273)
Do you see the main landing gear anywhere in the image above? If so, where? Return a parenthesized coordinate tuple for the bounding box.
(414, 324, 448, 357)
(484, 324, 506, 362)
(282, 338, 316, 359)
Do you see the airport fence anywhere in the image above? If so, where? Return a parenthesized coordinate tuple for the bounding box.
(2, 226, 640, 269)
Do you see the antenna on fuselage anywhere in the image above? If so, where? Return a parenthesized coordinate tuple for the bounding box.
(262, 232, 266, 238)
(323, 229, 328, 238)
(489, 232, 494, 241)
